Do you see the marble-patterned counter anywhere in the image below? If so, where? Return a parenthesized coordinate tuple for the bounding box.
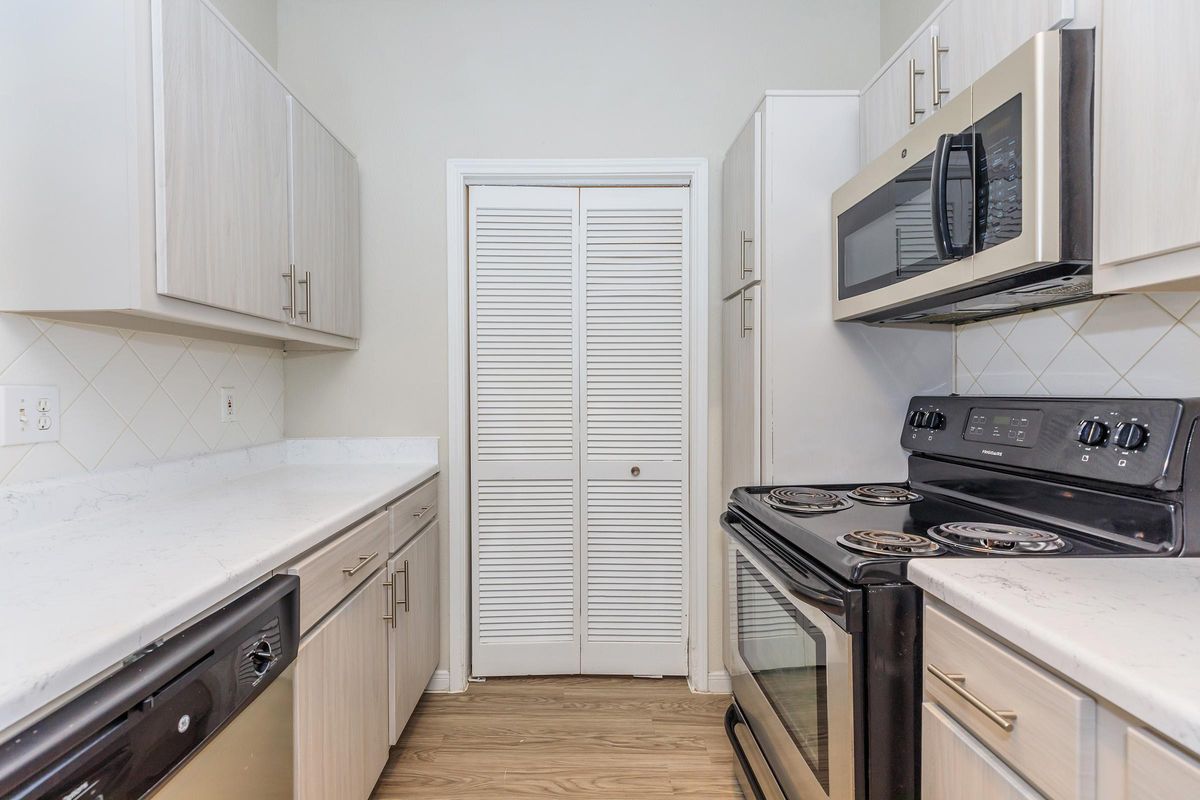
(0, 438, 438, 739)
(909, 558, 1200, 755)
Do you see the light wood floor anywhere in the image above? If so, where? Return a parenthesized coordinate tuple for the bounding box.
(370, 676, 745, 799)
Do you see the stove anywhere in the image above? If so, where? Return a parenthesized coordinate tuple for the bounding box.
(722, 395, 1200, 800)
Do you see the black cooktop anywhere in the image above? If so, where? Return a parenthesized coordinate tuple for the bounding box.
(730, 483, 1141, 586)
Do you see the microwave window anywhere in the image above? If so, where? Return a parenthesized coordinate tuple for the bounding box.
(837, 145, 974, 300)
(976, 94, 1023, 251)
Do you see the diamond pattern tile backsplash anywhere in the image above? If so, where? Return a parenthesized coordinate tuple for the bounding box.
(0, 312, 285, 485)
(955, 293, 1200, 397)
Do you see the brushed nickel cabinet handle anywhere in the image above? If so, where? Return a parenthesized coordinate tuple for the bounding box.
(740, 231, 754, 279)
(342, 552, 378, 577)
(928, 664, 1017, 732)
(298, 270, 312, 322)
(382, 572, 396, 627)
(412, 505, 432, 519)
(282, 264, 297, 320)
(908, 58, 926, 125)
(397, 559, 410, 613)
(742, 291, 754, 337)
(931, 34, 949, 106)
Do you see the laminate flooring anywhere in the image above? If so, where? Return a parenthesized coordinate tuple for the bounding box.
(370, 676, 744, 798)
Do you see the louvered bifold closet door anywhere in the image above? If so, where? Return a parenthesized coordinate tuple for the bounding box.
(469, 186, 581, 676)
(579, 187, 690, 676)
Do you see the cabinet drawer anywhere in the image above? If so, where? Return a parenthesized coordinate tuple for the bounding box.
(389, 478, 437, 553)
(288, 510, 390, 632)
(922, 703, 1043, 800)
(1126, 727, 1200, 799)
(923, 602, 1095, 800)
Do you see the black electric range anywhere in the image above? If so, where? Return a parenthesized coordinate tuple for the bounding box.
(722, 395, 1200, 800)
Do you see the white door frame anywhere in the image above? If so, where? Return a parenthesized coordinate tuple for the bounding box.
(446, 158, 710, 692)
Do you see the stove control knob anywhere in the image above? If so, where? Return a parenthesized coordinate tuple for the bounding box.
(924, 411, 946, 430)
(1113, 422, 1148, 450)
(1076, 420, 1109, 447)
(910, 411, 928, 428)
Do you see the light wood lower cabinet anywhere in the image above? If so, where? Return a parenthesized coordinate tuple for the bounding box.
(387, 519, 441, 742)
(294, 569, 390, 800)
(922, 702, 1043, 800)
(1125, 727, 1200, 800)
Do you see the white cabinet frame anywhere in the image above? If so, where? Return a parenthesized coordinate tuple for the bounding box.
(446, 158, 710, 693)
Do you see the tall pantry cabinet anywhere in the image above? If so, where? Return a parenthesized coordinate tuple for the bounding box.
(719, 93, 951, 497)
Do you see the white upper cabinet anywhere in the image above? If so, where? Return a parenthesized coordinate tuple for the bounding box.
(721, 111, 761, 298)
(288, 98, 362, 338)
(859, 0, 1074, 166)
(0, 0, 360, 350)
(155, 0, 290, 321)
(1094, 0, 1200, 293)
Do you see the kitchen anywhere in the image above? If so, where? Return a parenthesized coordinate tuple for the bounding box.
(1, 0, 1199, 798)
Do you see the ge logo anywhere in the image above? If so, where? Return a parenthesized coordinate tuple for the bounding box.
(177, 714, 190, 734)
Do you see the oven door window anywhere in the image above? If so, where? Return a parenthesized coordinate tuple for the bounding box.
(836, 146, 973, 300)
(736, 553, 830, 792)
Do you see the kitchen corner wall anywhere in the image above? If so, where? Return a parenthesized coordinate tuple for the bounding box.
(0, 313, 285, 486)
(955, 293, 1200, 397)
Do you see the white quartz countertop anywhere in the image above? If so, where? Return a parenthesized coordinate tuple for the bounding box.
(909, 558, 1200, 755)
(0, 439, 437, 737)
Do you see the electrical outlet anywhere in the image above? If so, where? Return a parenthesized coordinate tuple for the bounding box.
(0, 385, 60, 446)
(219, 387, 237, 423)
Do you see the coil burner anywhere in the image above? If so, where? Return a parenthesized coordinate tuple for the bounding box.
(927, 522, 1069, 555)
(837, 529, 944, 557)
(764, 487, 853, 514)
(848, 485, 923, 505)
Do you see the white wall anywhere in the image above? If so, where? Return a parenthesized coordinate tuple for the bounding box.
(276, 0, 884, 678)
(879, 0, 943, 62)
(209, 0, 279, 65)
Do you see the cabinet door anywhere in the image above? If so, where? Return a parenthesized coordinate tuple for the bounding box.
(859, 39, 927, 165)
(288, 97, 362, 338)
(958, 0, 1074, 84)
(153, 0, 289, 321)
(388, 520, 441, 742)
(722, 112, 760, 298)
(720, 288, 760, 500)
(1096, 0, 1200, 283)
(1126, 727, 1200, 800)
(295, 570, 390, 800)
(922, 703, 1044, 800)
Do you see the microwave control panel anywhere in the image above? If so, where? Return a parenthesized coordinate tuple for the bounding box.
(902, 396, 1186, 489)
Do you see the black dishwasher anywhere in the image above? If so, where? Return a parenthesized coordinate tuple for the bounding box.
(0, 574, 299, 799)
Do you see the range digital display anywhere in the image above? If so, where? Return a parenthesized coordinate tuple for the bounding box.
(963, 407, 1044, 449)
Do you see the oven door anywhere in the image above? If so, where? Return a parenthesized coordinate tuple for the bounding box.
(722, 512, 861, 800)
(831, 89, 974, 322)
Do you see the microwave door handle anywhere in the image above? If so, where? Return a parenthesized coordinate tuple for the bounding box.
(931, 132, 955, 261)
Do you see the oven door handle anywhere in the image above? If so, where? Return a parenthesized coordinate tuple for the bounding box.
(721, 511, 847, 616)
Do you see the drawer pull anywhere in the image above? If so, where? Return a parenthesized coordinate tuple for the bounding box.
(342, 552, 379, 577)
(928, 664, 1017, 732)
(412, 505, 432, 519)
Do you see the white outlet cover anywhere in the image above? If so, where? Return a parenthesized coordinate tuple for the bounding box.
(219, 387, 237, 423)
(0, 385, 60, 446)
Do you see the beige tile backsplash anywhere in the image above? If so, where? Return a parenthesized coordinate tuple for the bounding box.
(955, 293, 1200, 397)
(0, 312, 284, 485)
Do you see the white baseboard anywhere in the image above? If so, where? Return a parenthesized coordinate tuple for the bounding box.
(424, 669, 452, 693)
(699, 670, 731, 694)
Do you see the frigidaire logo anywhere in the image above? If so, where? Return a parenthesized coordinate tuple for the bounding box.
(981, 449, 1004, 457)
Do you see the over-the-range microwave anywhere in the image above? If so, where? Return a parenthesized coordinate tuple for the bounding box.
(832, 29, 1095, 324)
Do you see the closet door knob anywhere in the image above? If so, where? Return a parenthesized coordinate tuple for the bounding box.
(631, 466, 641, 477)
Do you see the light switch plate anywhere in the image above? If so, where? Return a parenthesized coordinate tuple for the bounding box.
(0, 385, 60, 446)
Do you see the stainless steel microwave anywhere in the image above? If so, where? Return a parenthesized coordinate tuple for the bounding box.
(832, 29, 1094, 324)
